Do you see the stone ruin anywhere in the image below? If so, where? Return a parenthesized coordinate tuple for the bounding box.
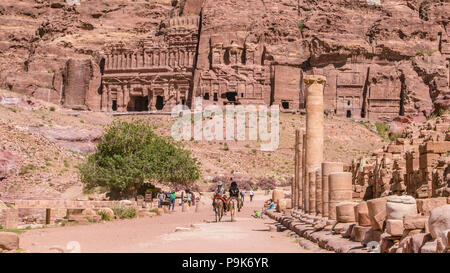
(351, 116, 450, 200)
(270, 75, 450, 253)
(1, 0, 449, 120)
(100, 16, 200, 112)
(56, 2, 450, 118)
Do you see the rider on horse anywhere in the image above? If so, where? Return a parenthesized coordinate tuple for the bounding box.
(213, 181, 227, 213)
(228, 181, 242, 212)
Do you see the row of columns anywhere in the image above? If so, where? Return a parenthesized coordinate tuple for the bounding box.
(292, 75, 353, 221)
(105, 49, 196, 71)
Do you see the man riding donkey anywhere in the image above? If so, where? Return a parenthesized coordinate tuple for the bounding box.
(212, 181, 228, 215)
(228, 181, 243, 212)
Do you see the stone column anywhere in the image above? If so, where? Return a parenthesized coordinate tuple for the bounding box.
(315, 169, 322, 215)
(322, 162, 344, 218)
(291, 173, 295, 209)
(296, 130, 303, 210)
(304, 75, 326, 214)
(328, 172, 353, 221)
(293, 129, 301, 209)
(302, 134, 308, 212)
(309, 170, 317, 214)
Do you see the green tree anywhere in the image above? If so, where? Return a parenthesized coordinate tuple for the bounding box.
(78, 120, 200, 199)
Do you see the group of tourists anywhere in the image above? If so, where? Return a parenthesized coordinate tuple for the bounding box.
(157, 189, 197, 210)
(240, 188, 255, 202)
(212, 181, 255, 213)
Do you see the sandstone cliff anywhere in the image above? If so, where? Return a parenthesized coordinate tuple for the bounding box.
(0, 0, 448, 120)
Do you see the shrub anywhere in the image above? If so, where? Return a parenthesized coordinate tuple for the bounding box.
(416, 49, 437, 56)
(209, 175, 255, 191)
(7, 107, 17, 113)
(19, 164, 36, 175)
(111, 206, 136, 219)
(388, 133, 402, 141)
(78, 120, 201, 199)
(0, 228, 24, 234)
(375, 122, 389, 140)
(298, 20, 305, 32)
(427, 109, 446, 120)
(148, 208, 161, 216)
(222, 143, 229, 151)
(49, 106, 55, 112)
(97, 210, 112, 221)
(169, 183, 201, 192)
(257, 178, 277, 190)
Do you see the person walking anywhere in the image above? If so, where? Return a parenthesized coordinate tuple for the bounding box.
(179, 190, 184, 206)
(191, 191, 196, 206)
(158, 191, 164, 208)
(169, 191, 176, 211)
(249, 189, 254, 202)
(240, 188, 245, 203)
(187, 191, 192, 207)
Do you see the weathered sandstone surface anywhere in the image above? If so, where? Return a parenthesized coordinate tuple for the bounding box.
(0, 0, 448, 120)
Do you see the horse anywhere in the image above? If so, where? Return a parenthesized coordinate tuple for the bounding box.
(228, 197, 238, 222)
(213, 197, 225, 222)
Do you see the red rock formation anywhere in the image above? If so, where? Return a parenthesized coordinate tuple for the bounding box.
(0, 0, 448, 120)
(0, 150, 19, 180)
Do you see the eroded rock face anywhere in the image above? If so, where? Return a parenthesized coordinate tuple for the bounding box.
(0, 150, 19, 180)
(0, 232, 19, 251)
(0, 0, 448, 119)
(28, 126, 103, 154)
(62, 59, 101, 111)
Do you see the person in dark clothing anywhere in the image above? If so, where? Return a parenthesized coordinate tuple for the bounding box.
(228, 181, 242, 212)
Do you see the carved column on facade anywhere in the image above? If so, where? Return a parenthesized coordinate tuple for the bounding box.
(123, 84, 130, 111)
(101, 84, 108, 111)
(117, 85, 124, 111)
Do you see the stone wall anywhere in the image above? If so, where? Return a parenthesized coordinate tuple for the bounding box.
(1, 199, 138, 228)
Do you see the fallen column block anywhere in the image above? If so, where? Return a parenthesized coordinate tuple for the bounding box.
(367, 197, 388, 231)
(403, 214, 428, 230)
(386, 219, 405, 237)
(351, 225, 371, 242)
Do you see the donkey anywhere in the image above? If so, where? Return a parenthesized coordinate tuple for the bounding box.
(213, 197, 225, 222)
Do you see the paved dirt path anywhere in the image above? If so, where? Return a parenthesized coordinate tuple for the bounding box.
(20, 195, 309, 253)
